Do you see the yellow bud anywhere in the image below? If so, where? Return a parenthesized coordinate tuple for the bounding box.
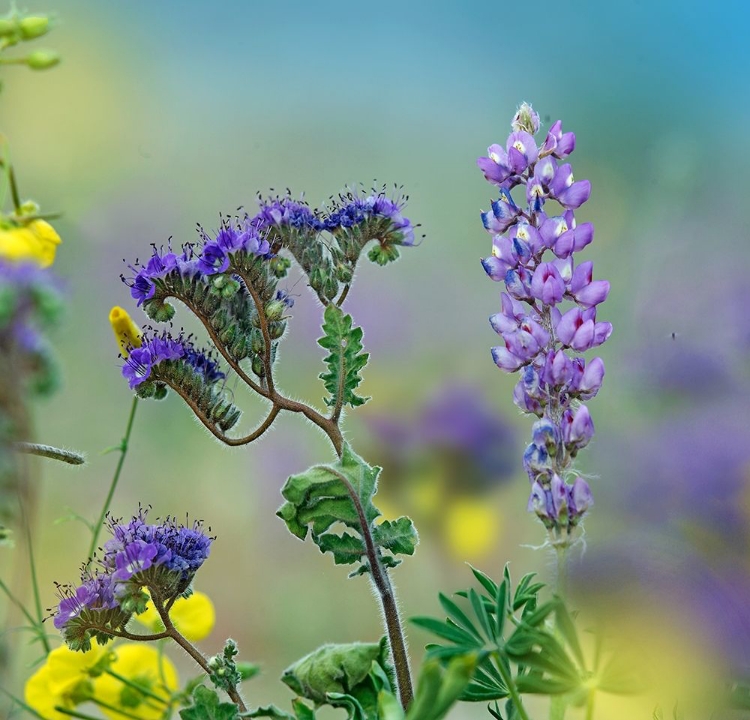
(109, 306, 142, 357)
(26, 49, 60, 70)
(27, 219, 61, 267)
(18, 15, 50, 40)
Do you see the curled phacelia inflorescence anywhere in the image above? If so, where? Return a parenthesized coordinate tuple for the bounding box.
(121, 329, 240, 432)
(478, 103, 611, 544)
(54, 510, 213, 651)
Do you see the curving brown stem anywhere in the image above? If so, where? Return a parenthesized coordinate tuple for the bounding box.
(315, 466, 413, 709)
(149, 591, 247, 712)
(167, 384, 280, 446)
(235, 269, 275, 394)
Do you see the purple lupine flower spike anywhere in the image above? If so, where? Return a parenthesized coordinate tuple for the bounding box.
(478, 103, 610, 546)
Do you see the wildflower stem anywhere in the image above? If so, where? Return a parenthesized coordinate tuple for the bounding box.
(54, 709, 106, 720)
(91, 697, 155, 720)
(235, 269, 275, 394)
(0, 686, 46, 720)
(496, 658, 531, 720)
(19, 493, 50, 654)
(88, 396, 139, 560)
(104, 669, 170, 704)
(555, 544, 568, 598)
(335, 284, 351, 307)
(0, 576, 39, 629)
(315, 465, 413, 709)
(150, 595, 247, 712)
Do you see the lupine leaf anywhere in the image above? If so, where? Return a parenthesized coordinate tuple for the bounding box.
(406, 655, 477, 720)
(438, 593, 483, 642)
(179, 686, 240, 720)
(276, 444, 416, 575)
(554, 600, 585, 669)
(318, 304, 370, 409)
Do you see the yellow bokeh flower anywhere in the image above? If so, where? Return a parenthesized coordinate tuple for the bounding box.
(444, 497, 500, 560)
(94, 643, 178, 720)
(25, 644, 108, 720)
(109, 306, 142, 357)
(136, 589, 216, 642)
(0, 219, 61, 268)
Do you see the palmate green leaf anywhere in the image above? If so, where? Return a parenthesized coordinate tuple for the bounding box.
(318, 304, 370, 410)
(276, 444, 416, 575)
(179, 686, 239, 720)
(406, 655, 477, 720)
(554, 599, 585, 669)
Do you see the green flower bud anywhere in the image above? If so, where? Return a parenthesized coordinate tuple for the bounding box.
(264, 299, 285, 322)
(251, 356, 264, 377)
(335, 263, 354, 284)
(250, 329, 264, 355)
(269, 256, 291, 278)
(221, 279, 240, 298)
(268, 320, 286, 340)
(153, 384, 168, 400)
(26, 49, 60, 70)
(18, 15, 50, 40)
(143, 298, 175, 323)
(0, 18, 18, 40)
(368, 244, 400, 266)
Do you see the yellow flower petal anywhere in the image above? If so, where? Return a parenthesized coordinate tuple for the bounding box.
(46, 643, 108, 696)
(136, 590, 216, 642)
(0, 219, 61, 268)
(25, 663, 74, 720)
(444, 497, 499, 560)
(109, 306, 142, 357)
(25, 644, 108, 719)
(94, 643, 178, 720)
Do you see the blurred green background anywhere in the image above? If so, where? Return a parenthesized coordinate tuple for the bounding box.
(2, 0, 750, 715)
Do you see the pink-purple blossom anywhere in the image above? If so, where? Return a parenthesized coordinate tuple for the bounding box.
(478, 103, 610, 540)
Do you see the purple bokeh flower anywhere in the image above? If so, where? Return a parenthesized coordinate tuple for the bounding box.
(478, 103, 610, 543)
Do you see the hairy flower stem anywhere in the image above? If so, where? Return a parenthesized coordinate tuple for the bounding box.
(151, 594, 247, 712)
(320, 466, 414, 709)
(88, 396, 138, 560)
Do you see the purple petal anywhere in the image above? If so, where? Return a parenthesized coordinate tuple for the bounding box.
(491, 346, 523, 372)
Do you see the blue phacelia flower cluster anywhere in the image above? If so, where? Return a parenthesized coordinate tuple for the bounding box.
(478, 103, 611, 543)
(54, 511, 213, 651)
(121, 329, 240, 433)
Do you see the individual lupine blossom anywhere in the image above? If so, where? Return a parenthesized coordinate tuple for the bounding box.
(478, 103, 611, 542)
(53, 510, 213, 651)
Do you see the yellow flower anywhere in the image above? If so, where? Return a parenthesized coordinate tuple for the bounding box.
(136, 589, 216, 642)
(25, 644, 108, 720)
(109, 306, 142, 357)
(444, 497, 499, 560)
(94, 643, 178, 720)
(0, 219, 61, 268)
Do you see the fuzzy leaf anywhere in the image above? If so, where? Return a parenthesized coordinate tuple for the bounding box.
(318, 304, 370, 409)
(276, 444, 416, 575)
(281, 637, 391, 715)
(179, 686, 239, 720)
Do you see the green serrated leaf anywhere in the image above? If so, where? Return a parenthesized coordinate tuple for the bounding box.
(179, 686, 240, 720)
(244, 705, 296, 719)
(281, 640, 386, 710)
(277, 445, 414, 575)
(318, 304, 370, 410)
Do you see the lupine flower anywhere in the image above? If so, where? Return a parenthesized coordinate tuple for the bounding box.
(94, 644, 178, 720)
(54, 510, 214, 650)
(478, 103, 611, 543)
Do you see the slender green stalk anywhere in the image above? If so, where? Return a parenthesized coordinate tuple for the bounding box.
(19, 493, 50, 654)
(555, 543, 569, 598)
(0, 685, 47, 720)
(88, 397, 138, 559)
(585, 689, 596, 720)
(496, 658, 531, 720)
(90, 697, 151, 720)
(54, 709, 104, 720)
(0, 576, 39, 628)
(104, 669, 170, 705)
